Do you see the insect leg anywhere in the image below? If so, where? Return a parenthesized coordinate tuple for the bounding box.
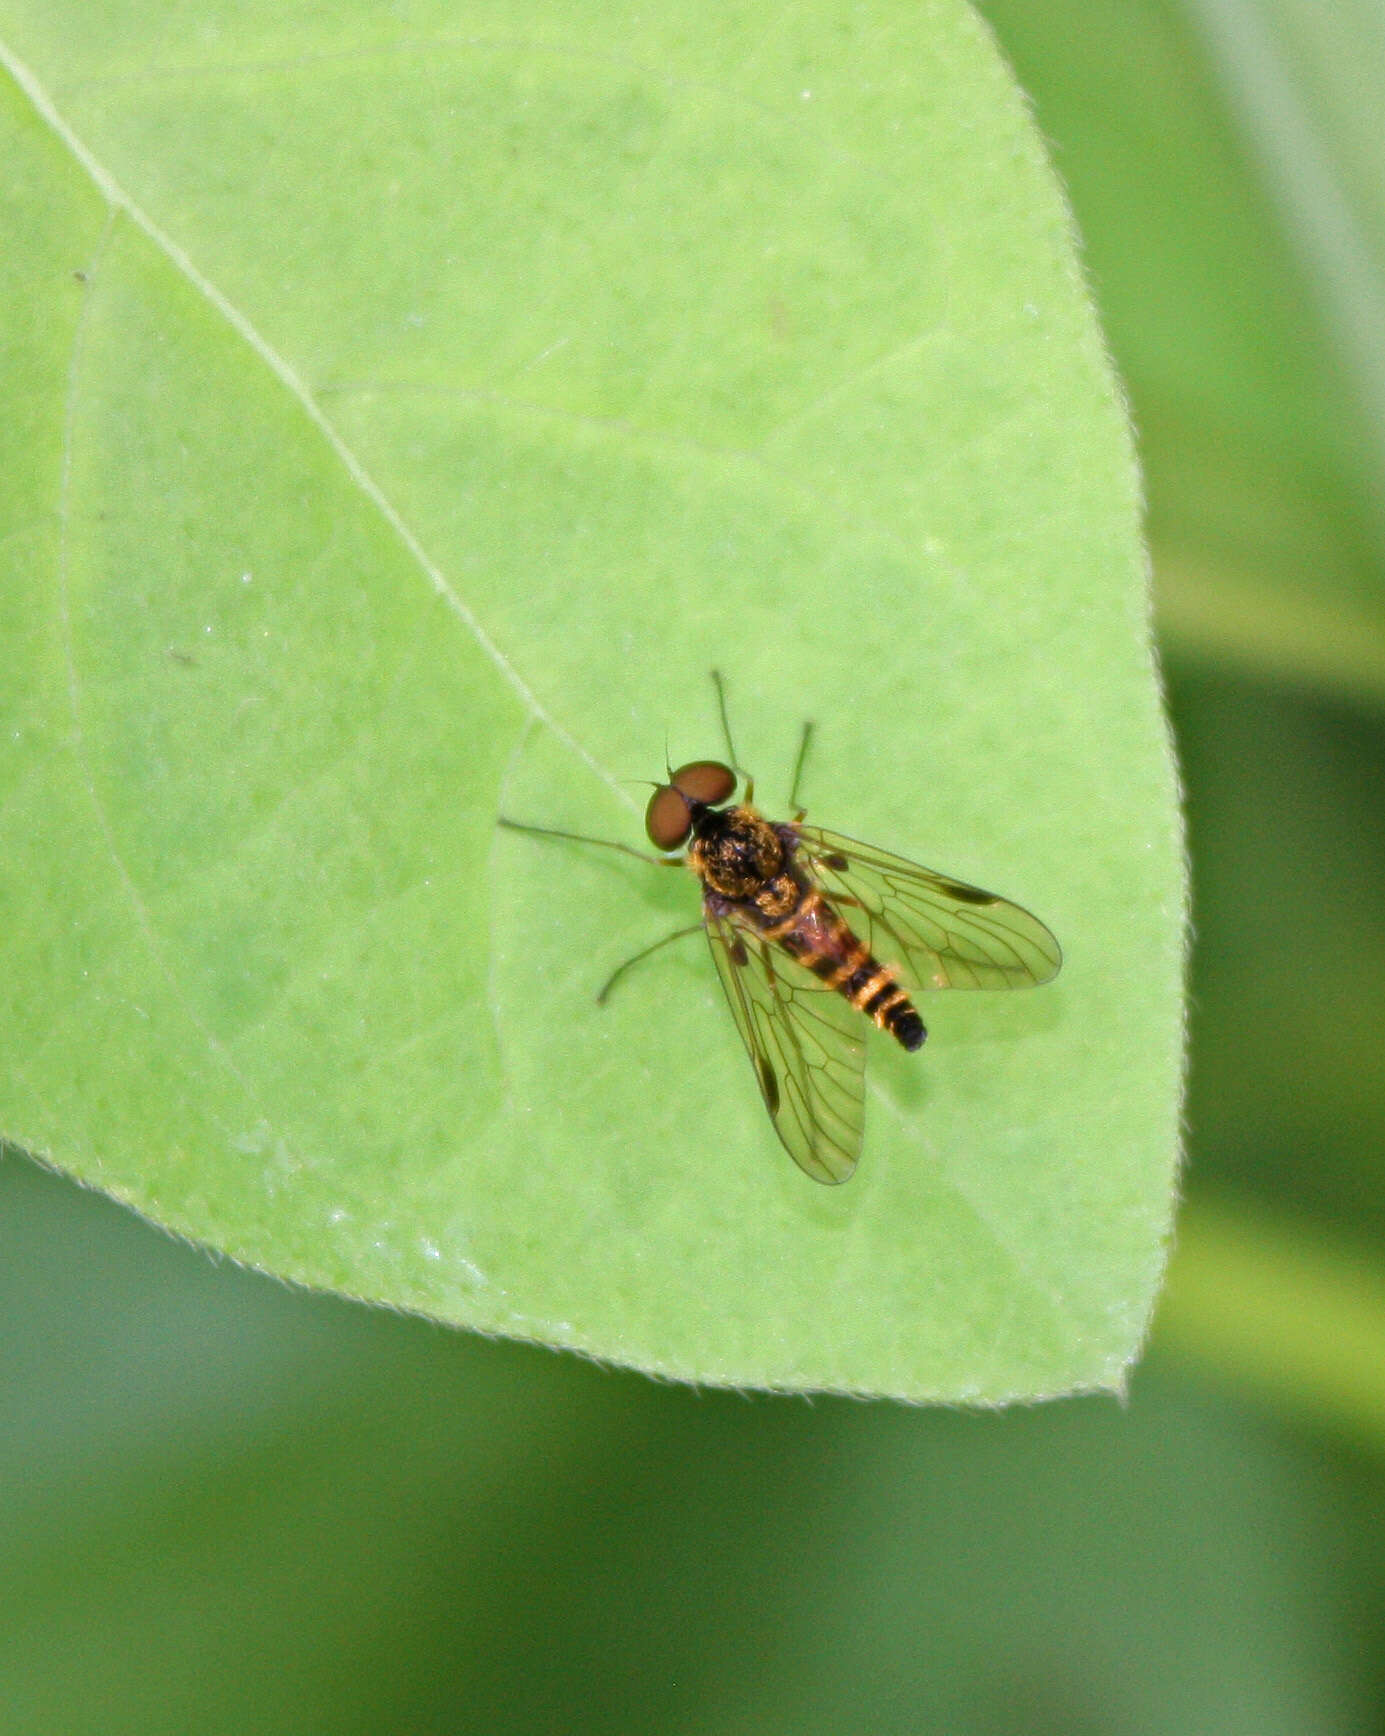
(597, 923, 704, 1004)
(710, 668, 755, 800)
(787, 719, 814, 819)
(498, 816, 678, 867)
(711, 668, 739, 763)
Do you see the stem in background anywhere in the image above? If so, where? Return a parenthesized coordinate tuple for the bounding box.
(1154, 1190, 1385, 1452)
(1181, 0, 1385, 538)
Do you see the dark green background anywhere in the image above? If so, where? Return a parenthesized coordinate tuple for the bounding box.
(7, 2, 1385, 1729)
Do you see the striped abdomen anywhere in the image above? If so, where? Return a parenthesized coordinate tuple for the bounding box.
(767, 887, 926, 1052)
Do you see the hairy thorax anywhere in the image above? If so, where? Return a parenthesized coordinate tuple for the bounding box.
(689, 807, 786, 901)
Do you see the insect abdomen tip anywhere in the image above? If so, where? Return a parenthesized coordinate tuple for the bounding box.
(897, 1012, 926, 1051)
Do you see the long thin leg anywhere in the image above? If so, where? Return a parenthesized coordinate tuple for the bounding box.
(498, 816, 678, 867)
(711, 668, 739, 767)
(710, 669, 755, 803)
(597, 923, 704, 1003)
(787, 719, 814, 818)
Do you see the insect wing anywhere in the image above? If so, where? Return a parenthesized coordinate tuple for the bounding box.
(794, 826, 1061, 991)
(705, 908, 866, 1185)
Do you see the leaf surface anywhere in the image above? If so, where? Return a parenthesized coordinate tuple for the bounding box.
(0, 0, 1183, 1397)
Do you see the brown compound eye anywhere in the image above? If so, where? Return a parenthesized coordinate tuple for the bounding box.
(645, 784, 693, 851)
(670, 760, 737, 807)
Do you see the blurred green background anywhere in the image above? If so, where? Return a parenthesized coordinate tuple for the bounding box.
(6, 2, 1385, 1729)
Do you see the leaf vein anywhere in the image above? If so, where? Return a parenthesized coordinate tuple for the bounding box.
(0, 36, 624, 803)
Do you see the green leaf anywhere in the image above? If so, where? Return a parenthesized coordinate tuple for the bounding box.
(0, 0, 1183, 1399)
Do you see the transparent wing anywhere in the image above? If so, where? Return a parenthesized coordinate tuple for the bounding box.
(793, 826, 1062, 992)
(705, 907, 866, 1185)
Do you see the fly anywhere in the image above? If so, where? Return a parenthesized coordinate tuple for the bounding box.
(500, 673, 1061, 1184)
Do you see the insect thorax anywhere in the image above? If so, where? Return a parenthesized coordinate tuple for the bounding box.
(690, 807, 785, 900)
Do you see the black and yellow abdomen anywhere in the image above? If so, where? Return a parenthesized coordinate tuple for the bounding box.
(835, 956, 927, 1052)
(761, 885, 927, 1053)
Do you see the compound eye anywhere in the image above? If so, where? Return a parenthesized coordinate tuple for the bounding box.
(670, 760, 737, 807)
(645, 784, 693, 850)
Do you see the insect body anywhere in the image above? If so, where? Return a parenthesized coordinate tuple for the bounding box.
(657, 767, 926, 1054)
(501, 679, 1061, 1185)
